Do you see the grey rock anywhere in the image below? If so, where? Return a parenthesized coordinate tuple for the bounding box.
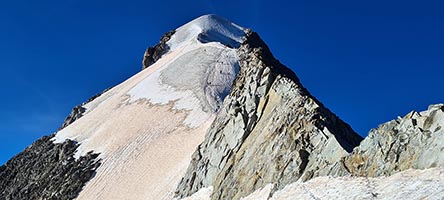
(175, 30, 363, 200)
(58, 105, 86, 131)
(341, 104, 444, 177)
(0, 135, 101, 200)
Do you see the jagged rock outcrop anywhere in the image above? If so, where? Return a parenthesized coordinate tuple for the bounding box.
(142, 30, 175, 69)
(0, 135, 100, 200)
(0, 89, 107, 200)
(175, 30, 363, 200)
(59, 105, 86, 131)
(58, 89, 108, 130)
(342, 104, 444, 177)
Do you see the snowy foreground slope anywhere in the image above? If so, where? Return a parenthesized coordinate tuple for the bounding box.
(1, 14, 444, 200)
(183, 167, 444, 200)
(52, 15, 245, 200)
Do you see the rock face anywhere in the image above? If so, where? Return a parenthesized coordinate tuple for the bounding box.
(0, 135, 100, 200)
(175, 30, 363, 200)
(142, 30, 175, 70)
(342, 104, 444, 177)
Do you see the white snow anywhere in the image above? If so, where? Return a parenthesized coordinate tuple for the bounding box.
(223, 168, 444, 200)
(185, 168, 444, 200)
(240, 184, 274, 200)
(178, 187, 214, 200)
(167, 14, 246, 51)
(266, 167, 444, 200)
(51, 14, 246, 200)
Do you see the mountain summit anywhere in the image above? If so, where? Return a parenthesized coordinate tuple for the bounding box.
(1, 15, 443, 200)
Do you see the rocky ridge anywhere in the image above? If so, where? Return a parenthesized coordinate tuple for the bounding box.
(0, 136, 100, 200)
(175, 26, 444, 200)
(342, 103, 444, 177)
(0, 88, 107, 200)
(175, 30, 363, 199)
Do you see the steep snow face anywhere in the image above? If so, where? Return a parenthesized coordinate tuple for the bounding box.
(52, 14, 246, 200)
(127, 44, 240, 128)
(127, 14, 245, 128)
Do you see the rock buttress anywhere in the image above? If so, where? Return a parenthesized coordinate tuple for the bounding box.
(175, 30, 363, 199)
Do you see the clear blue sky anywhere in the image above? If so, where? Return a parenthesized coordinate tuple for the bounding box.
(1, 0, 443, 164)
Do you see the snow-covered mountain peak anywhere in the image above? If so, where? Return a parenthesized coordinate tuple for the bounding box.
(3, 14, 444, 200)
(167, 14, 246, 50)
(47, 16, 249, 199)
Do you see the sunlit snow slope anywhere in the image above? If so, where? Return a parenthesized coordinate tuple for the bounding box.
(183, 167, 444, 200)
(53, 15, 246, 200)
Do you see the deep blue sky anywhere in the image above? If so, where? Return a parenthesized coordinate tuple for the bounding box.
(1, 0, 443, 164)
